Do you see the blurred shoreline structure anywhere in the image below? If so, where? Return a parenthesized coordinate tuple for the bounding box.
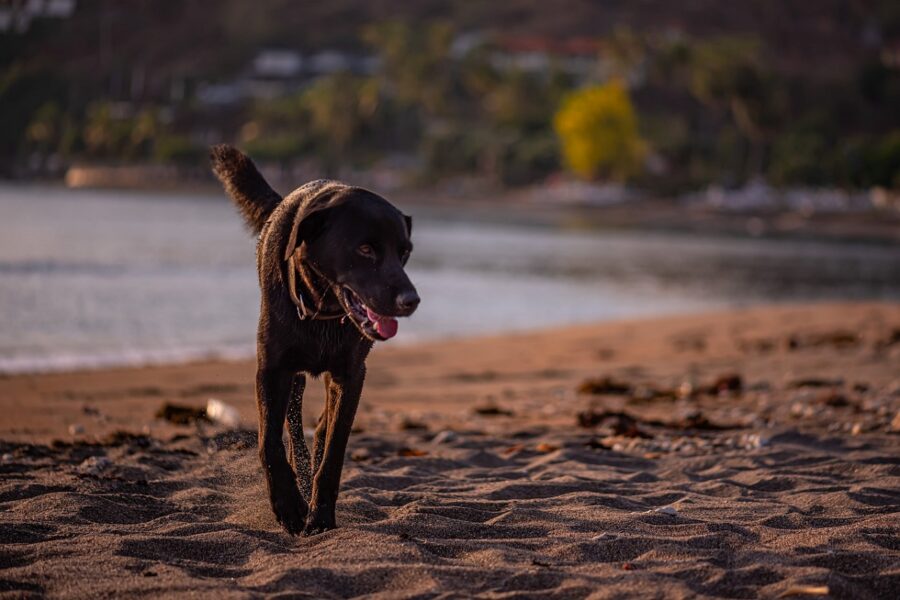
(62, 163, 900, 216)
(51, 164, 900, 244)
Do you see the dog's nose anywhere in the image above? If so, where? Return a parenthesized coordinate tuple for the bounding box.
(396, 290, 420, 313)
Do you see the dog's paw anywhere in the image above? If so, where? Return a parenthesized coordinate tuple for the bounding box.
(274, 502, 307, 536)
(270, 484, 308, 536)
(302, 521, 336, 536)
(303, 506, 336, 536)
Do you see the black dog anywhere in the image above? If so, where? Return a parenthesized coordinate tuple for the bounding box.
(211, 145, 419, 535)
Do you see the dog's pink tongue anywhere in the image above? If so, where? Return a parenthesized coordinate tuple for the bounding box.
(365, 307, 399, 339)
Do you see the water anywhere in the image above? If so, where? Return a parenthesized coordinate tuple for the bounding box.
(1, 183, 898, 374)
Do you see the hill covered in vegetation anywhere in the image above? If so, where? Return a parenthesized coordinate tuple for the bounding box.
(4, 0, 900, 191)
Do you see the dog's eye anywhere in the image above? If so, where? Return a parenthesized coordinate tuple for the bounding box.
(357, 244, 375, 259)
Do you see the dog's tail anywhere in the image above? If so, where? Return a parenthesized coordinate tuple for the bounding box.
(210, 144, 282, 234)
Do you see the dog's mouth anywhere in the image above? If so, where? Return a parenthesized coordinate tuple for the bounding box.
(340, 287, 399, 341)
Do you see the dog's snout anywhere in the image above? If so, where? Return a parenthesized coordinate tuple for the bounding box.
(396, 290, 420, 313)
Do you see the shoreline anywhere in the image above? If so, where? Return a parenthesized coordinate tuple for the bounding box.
(0, 297, 886, 378)
(2, 301, 897, 443)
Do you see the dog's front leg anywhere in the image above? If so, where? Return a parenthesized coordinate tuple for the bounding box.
(310, 372, 334, 478)
(304, 368, 364, 535)
(286, 373, 314, 500)
(257, 365, 308, 535)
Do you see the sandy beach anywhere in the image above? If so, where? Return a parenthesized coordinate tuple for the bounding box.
(1, 302, 898, 598)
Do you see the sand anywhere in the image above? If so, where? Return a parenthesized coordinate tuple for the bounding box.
(1, 302, 898, 598)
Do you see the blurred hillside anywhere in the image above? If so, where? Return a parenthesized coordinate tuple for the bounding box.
(3, 0, 900, 193)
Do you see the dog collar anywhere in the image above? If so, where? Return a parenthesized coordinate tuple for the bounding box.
(286, 254, 346, 321)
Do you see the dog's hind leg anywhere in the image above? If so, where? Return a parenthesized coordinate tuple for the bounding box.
(304, 368, 365, 535)
(257, 364, 308, 535)
(286, 373, 314, 501)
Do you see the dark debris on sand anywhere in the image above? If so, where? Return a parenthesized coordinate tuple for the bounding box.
(154, 402, 210, 425)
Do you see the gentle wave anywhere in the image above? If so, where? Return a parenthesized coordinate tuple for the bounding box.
(0, 333, 442, 375)
(0, 343, 257, 375)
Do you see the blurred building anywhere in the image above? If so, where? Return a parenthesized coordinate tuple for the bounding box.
(0, 0, 76, 33)
(197, 48, 379, 106)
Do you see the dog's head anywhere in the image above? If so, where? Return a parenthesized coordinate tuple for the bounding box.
(284, 185, 419, 341)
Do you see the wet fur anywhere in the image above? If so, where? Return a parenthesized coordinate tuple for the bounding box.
(211, 144, 414, 535)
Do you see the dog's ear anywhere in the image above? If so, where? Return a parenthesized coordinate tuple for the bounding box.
(284, 199, 336, 261)
(403, 214, 412, 238)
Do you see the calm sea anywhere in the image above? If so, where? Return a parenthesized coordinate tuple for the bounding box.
(1, 183, 898, 373)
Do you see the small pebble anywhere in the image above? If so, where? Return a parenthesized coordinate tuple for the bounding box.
(68, 424, 84, 435)
(77, 456, 111, 476)
(1, 453, 13, 463)
(350, 448, 371, 462)
(654, 506, 678, 516)
(745, 433, 767, 448)
(432, 430, 457, 444)
(891, 412, 900, 433)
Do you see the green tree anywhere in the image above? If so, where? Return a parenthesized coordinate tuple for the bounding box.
(304, 74, 381, 163)
(82, 103, 162, 160)
(840, 132, 900, 189)
(0, 64, 66, 164)
(25, 103, 61, 151)
(243, 73, 403, 173)
(553, 81, 645, 181)
(482, 69, 568, 132)
(686, 36, 784, 178)
(363, 20, 456, 118)
(605, 27, 647, 81)
(242, 93, 313, 163)
(127, 108, 162, 159)
(23, 101, 79, 170)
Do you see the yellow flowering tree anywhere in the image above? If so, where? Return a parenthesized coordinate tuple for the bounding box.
(553, 81, 645, 181)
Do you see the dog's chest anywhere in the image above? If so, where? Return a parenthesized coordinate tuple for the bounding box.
(292, 321, 369, 376)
